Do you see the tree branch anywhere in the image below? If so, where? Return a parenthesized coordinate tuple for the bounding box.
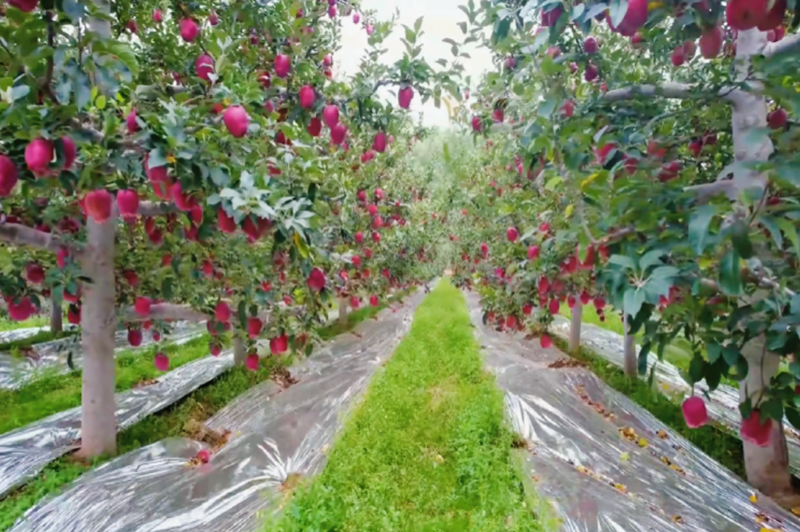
(684, 180, 738, 202)
(601, 83, 737, 103)
(121, 303, 210, 323)
(0, 222, 82, 255)
(763, 33, 800, 58)
(138, 201, 178, 217)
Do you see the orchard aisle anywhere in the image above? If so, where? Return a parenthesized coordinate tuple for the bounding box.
(6, 292, 422, 532)
(465, 291, 800, 532)
(272, 280, 547, 532)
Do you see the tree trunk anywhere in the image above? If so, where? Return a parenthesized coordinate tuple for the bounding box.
(732, 29, 794, 499)
(622, 309, 636, 377)
(233, 336, 246, 366)
(77, 204, 118, 458)
(569, 302, 582, 355)
(50, 291, 62, 333)
(739, 339, 794, 501)
(338, 297, 349, 325)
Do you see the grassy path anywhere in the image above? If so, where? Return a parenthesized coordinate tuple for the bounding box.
(273, 281, 542, 532)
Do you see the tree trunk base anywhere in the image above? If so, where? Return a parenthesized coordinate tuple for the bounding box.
(743, 421, 798, 508)
(569, 302, 582, 355)
(233, 337, 246, 366)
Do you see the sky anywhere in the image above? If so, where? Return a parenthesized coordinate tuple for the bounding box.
(335, 0, 494, 127)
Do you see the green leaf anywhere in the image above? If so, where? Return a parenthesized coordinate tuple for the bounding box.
(722, 345, 740, 366)
(787, 408, 800, 431)
(638, 341, 650, 375)
(75, 72, 91, 110)
(624, 287, 645, 318)
(608, 0, 629, 27)
(760, 398, 784, 422)
(545, 175, 562, 190)
(538, 95, 557, 118)
(608, 254, 636, 270)
(706, 362, 722, 391)
(583, 2, 609, 21)
(10, 85, 29, 101)
(730, 220, 753, 259)
(148, 148, 168, 168)
(103, 41, 140, 78)
(639, 249, 664, 271)
(688, 355, 706, 384)
(718, 250, 742, 296)
(688, 205, 716, 255)
(570, 2, 586, 20)
(649, 266, 679, 279)
(778, 218, 800, 261)
(161, 277, 173, 300)
(707, 342, 722, 363)
(209, 167, 229, 186)
(758, 215, 783, 250)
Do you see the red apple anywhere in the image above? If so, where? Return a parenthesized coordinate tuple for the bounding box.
(767, 108, 788, 129)
(85, 189, 113, 223)
(195, 53, 215, 82)
(179, 18, 199, 42)
(25, 138, 53, 176)
(726, 0, 769, 30)
(8, 0, 39, 12)
(0, 155, 18, 196)
(323, 104, 340, 128)
(117, 189, 139, 218)
(274, 54, 291, 78)
(299, 85, 315, 109)
(757, 0, 786, 30)
(699, 26, 723, 58)
(307, 117, 322, 137)
(223, 105, 249, 138)
(398, 86, 414, 109)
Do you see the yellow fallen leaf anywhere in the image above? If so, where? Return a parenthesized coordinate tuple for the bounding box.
(637, 438, 648, 448)
(750, 494, 758, 503)
(792, 508, 800, 516)
(620, 452, 630, 463)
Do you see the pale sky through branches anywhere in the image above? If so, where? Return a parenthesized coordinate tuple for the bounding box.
(337, 0, 493, 127)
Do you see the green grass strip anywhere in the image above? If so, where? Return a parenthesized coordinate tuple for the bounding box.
(0, 316, 49, 333)
(271, 281, 545, 532)
(552, 336, 745, 478)
(0, 300, 390, 532)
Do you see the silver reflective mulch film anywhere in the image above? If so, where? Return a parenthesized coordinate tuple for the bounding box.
(8, 292, 423, 532)
(0, 344, 232, 499)
(467, 293, 800, 532)
(0, 326, 51, 344)
(550, 314, 800, 476)
(0, 322, 205, 390)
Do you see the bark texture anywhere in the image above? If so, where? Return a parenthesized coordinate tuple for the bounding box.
(569, 302, 582, 355)
(77, 204, 118, 457)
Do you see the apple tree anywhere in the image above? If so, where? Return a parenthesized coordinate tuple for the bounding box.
(444, 0, 800, 500)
